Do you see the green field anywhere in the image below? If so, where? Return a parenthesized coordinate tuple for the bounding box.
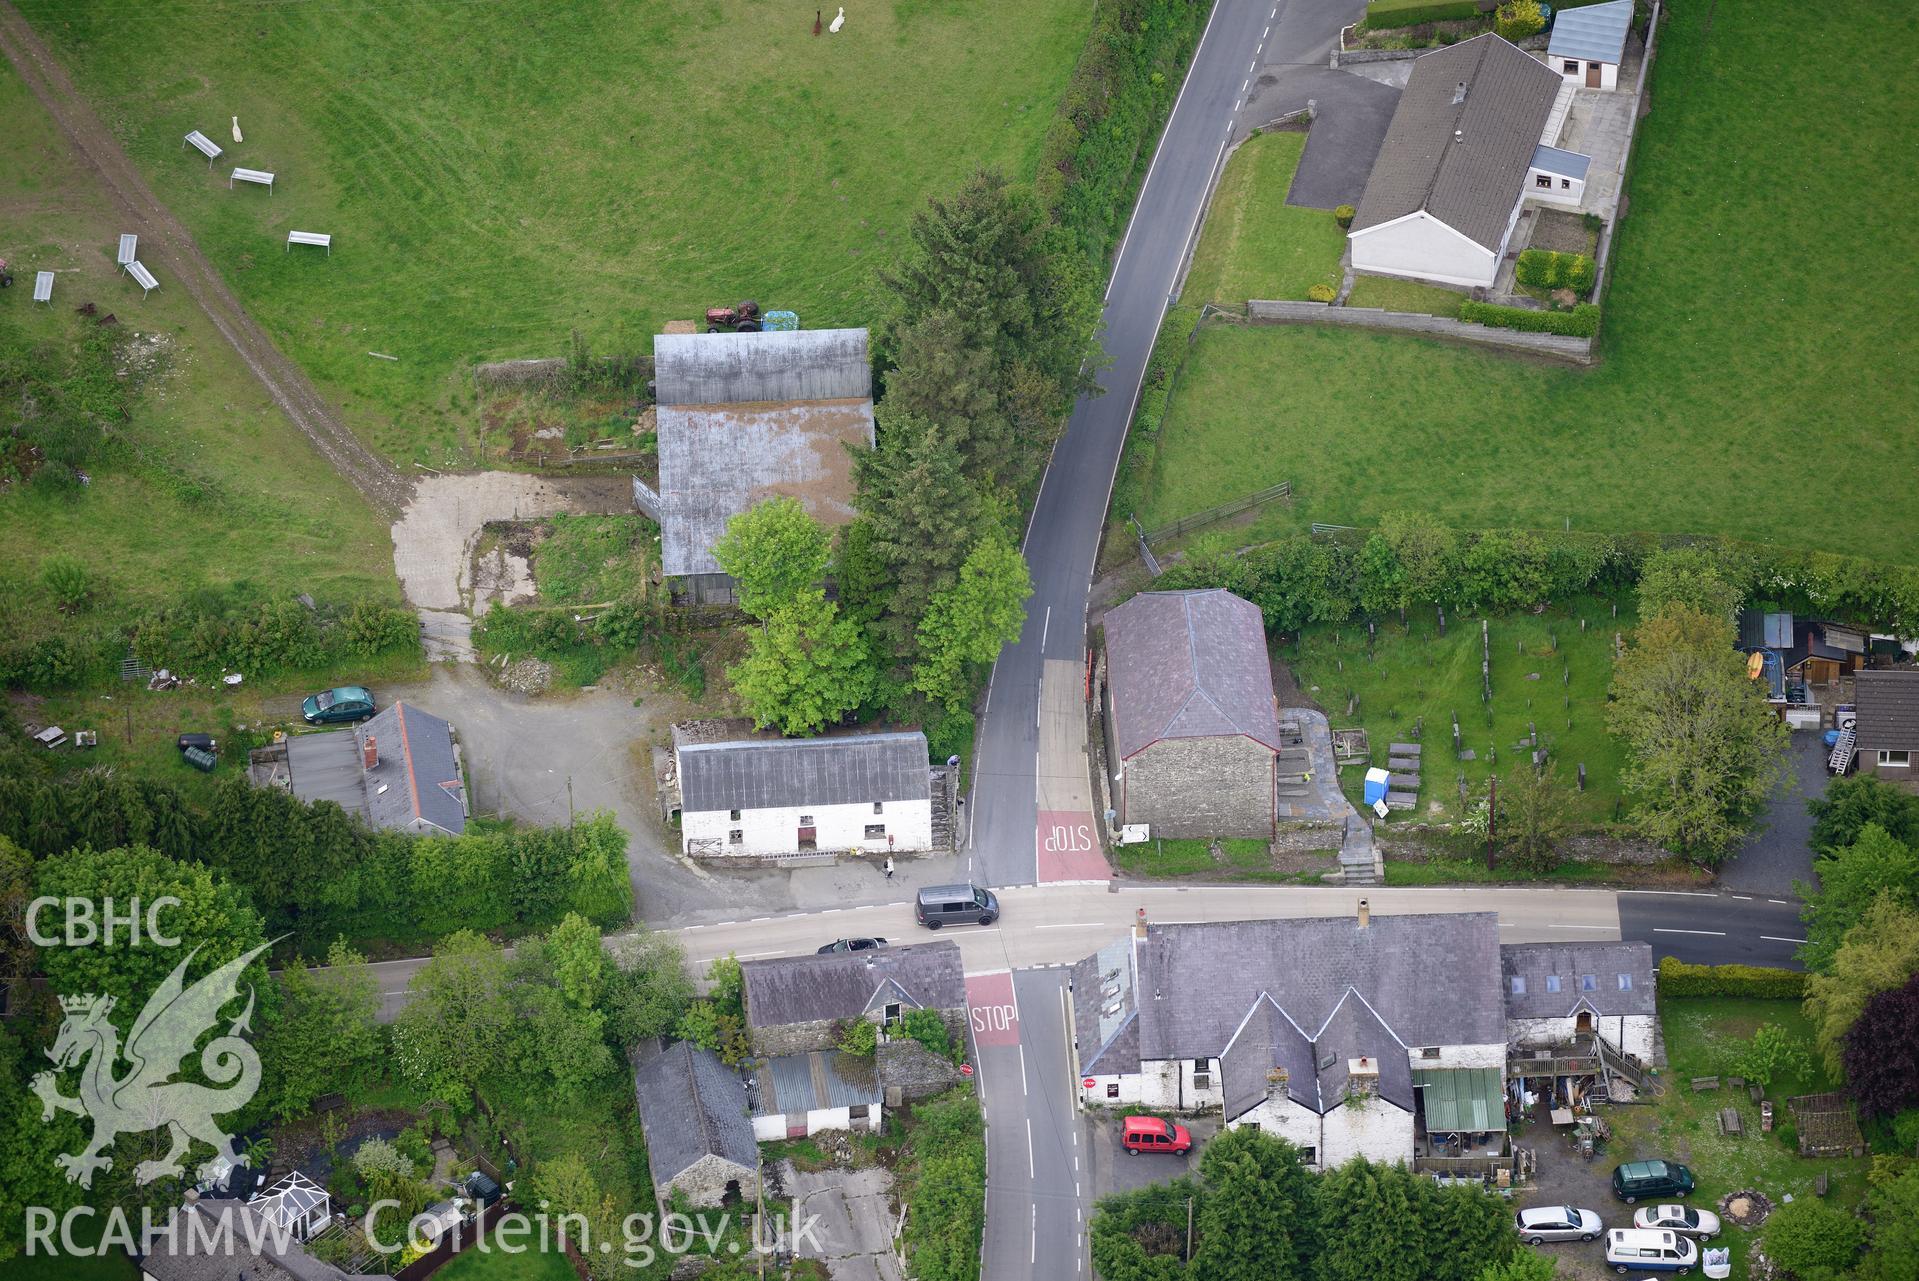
(17, 0, 1091, 465)
(0, 62, 400, 645)
(1181, 130, 1345, 306)
(1290, 596, 1632, 823)
(1138, 0, 1918, 560)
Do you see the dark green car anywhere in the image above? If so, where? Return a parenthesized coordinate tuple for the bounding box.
(301, 685, 376, 724)
(1612, 1159, 1696, 1203)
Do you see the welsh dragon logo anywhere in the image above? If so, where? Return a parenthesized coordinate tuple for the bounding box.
(31, 942, 271, 1189)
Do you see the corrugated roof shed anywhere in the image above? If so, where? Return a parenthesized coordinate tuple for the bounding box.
(754, 1050, 882, 1116)
(1855, 670, 1919, 746)
(676, 729, 929, 813)
(654, 329, 872, 407)
(1105, 589, 1282, 759)
(1548, 0, 1633, 65)
(743, 942, 964, 1028)
(633, 1041, 757, 1184)
(1501, 941, 1656, 1018)
(358, 703, 465, 835)
(1414, 1067, 1505, 1133)
(1351, 34, 1564, 251)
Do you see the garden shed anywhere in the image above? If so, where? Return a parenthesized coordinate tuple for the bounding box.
(1547, 0, 1632, 90)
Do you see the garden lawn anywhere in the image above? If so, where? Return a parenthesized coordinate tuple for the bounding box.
(1344, 275, 1465, 317)
(1608, 997, 1872, 1281)
(0, 63, 400, 647)
(435, 1237, 576, 1281)
(1180, 130, 1346, 306)
(17, 0, 1091, 466)
(1137, 0, 1918, 560)
(1287, 596, 1631, 823)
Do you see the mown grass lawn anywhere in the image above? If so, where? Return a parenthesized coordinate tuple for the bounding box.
(1345, 275, 1466, 317)
(1609, 998, 1871, 1281)
(0, 64, 400, 640)
(1137, 0, 1917, 560)
(18, 0, 1090, 465)
(1289, 595, 1633, 823)
(435, 1238, 577, 1281)
(1181, 130, 1346, 306)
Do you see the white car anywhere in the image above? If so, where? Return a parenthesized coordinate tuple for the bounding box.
(1633, 1204, 1721, 1239)
(1515, 1205, 1604, 1245)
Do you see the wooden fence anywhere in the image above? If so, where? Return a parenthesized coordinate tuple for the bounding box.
(1141, 481, 1291, 545)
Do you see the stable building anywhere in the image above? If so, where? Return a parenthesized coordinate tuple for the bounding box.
(671, 726, 933, 859)
(1101, 588, 1282, 839)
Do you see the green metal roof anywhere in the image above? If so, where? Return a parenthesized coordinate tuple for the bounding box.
(1414, 1067, 1505, 1133)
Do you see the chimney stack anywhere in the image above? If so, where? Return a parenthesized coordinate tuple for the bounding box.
(1357, 898, 1370, 929)
(363, 735, 378, 770)
(1134, 906, 1148, 941)
(1452, 80, 1467, 105)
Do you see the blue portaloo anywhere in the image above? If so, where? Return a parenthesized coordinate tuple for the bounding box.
(1363, 767, 1390, 807)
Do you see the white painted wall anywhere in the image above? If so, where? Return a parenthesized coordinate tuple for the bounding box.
(1507, 1014, 1656, 1063)
(1323, 1094, 1416, 1168)
(752, 1104, 882, 1143)
(1081, 1073, 1146, 1107)
(1554, 57, 1619, 90)
(1350, 212, 1499, 288)
(1406, 1042, 1507, 1071)
(1140, 1059, 1182, 1110)
(1524, 167, 1587, 207)
(682, 797, 931, 858)
(1230, 1091, 1325, 1162)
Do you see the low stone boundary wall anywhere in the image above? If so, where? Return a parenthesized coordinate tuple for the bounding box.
(1246, 299, 1594, 364)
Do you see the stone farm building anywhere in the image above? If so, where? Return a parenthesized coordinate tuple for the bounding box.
(1071, 905, 1657, 1172)
(1101, 588, 1282, 839)
(635, 327, 874, 605)
(281, 702, 466, 836)
(670, 725, 935, 859)
(632, 1041, 758, 1209)
(1853, 670, 1919, 788)
(1349, 34, 1593, 288)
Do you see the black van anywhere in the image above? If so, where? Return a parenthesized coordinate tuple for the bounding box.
(915, 883, 1000, 929)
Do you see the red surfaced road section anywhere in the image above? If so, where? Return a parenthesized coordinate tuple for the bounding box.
(965, 971, 1020, 1048)
(1038, 809, 1113, 882)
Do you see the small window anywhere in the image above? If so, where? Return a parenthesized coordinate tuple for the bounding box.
(1242, 1122, 1261, 1133)
(1580, 974, 1598, 992)
(1879, 750, 1911, 767)
(1419, 1047, 1441, 1060)
(873, 801, 884, 815)
(1563, 59, 1580, 74)
(1561, 178, 1572, 190)
(1535, 174, 1552, 188)
(800, 814, 815, 825)
(864, 824, 886, 839)
(1510, 976, 1527, 995)
(1107, 1083, 1120, 1099)
(1194, 1074, 1212, 1091)
(1301, 1147, 1317, 1165)
(884, 1002, 901, 1023)
(1545, 975, 1561, 993)
(1618, 974, 1634, 991)
(849, 1104, 870, 1120)
(728, 829, 743, 845)
(729, 809, 741, 821)
(1193, 1058, 1209, 1071)
(1318, 1050, 1337, 1071)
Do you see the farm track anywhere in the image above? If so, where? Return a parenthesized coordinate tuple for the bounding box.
(0, 2, 412, 515)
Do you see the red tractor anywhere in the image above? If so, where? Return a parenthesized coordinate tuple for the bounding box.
(705, 299, 763, 333)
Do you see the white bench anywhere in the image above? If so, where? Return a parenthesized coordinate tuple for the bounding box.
(285, 231, 332, 256)
(117, 234, 138, 267)
(183, 130, 222, 166)
(126, 261, 159, 298)
(230, 168, 275, 193)
(33, 271, 53, 304)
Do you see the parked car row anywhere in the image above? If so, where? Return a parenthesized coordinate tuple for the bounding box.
(1517, 1161, 1715, 1276)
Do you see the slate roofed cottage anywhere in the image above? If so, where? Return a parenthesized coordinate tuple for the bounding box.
(283, 702, 466, 836)
(1101, 588, 1282, 839)
(1348, 34, 1591, 288)
(637, 328, 875, 606)
(1852, 670, 1919, 788)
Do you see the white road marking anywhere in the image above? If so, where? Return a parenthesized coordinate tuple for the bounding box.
(1241, 79, 1249, 95)
(1264, 25, 1270, 38)
(1768, 898, 1791, 905)
(1031, 1204, 1037, 1264)
(1498, 922, 1616, 930)
(1617, 889, 1720, 897)
(1019, 1042, 1030, 1095)
(1729, 895, 1753, 900)
(1653, 928, 1727, 936)
(1034, 922, 1107, 930)
(1041, 605, 1052, 651)
(1027, 1119, 1036, 1180)
(1761, 936, 1808, 944)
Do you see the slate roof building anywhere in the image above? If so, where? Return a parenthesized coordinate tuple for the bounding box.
(1072, 907, 1508, 1169)
(672, 725, 933, 859)
(1854, 670, 1919, 789)
(285, 702, 466, 836)
(1349, 34, 1591, 287)
(1501, 940, 1658, 1062)
(632, 1041, 758, 1209)
(1101, 588, 1282, 838)
(742, 941, 967, 1058)
(138, 1200, 367, 1281)
(1547, 0, 1633, 90)
(638, 328, 875, 605)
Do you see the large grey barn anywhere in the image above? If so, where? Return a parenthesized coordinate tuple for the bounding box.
(1101, 588, 1281, 839)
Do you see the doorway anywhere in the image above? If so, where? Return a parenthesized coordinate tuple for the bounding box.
(1576, 1011, 1594, 1035)
(1586, 62, 1602, 88)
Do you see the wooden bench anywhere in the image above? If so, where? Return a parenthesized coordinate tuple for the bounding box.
(117, 234, 138, 267)
(1690, 1075, 1719, 1092)
(286, 230, 332, 256)
(183, 129, 222, 165)
(1717, 1107, 1743, 1137)
(32, 271, 53, 304)
(230, 167, 275, 193)
(126, 261, 159, 298)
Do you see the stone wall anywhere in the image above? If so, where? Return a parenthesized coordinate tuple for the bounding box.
(1246, 300, 1594, 364)
(878, 1037, 964, 1101)
(1125, 735, 1274, 838)
(669, 1153, 755, 1209)
(1377, 825, 1675, 865)
(750, 1018, 840, 1059)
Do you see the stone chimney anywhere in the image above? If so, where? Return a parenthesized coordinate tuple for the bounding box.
(1357, 898, 1370, 929)
(363, 736, 378, 770)
(1134, 906, 1148, 941)
(1452, 80, 1467, 105)
(1348, 1055, 1379, 1099)
(1266, 1066, 1290, 1102)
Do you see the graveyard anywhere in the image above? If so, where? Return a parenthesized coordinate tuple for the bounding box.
(1288, 595, 1633, 825)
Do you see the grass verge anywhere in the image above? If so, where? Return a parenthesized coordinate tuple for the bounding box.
(1181, 130, 1346, 306)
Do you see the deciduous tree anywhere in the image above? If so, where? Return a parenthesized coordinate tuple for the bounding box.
(1498, 763, 1575, 874)
(1797, 823, 1919, 971)
(711, 496, 831, 618)
(1635, 546, 1745, 621)
(1841, 972, 1919, 1118)
(391, 931, 513, 1103)
(1760, 1197, 1865, 1281)
(728, 589, 875, 735)
(912, 535, 1032, 711)
(1857, 1162, 1919, 1281)
(1804, 894, 1919, 1077)
(1733, 1022, 1812, 1090)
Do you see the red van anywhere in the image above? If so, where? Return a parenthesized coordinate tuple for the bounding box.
(1122, 1116, 1193, 1155)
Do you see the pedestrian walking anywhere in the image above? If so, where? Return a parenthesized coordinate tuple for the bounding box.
(883, 856, 895, 881)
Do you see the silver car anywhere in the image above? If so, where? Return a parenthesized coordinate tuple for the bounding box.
(1516, 1205, 1604, 1245)
(1633, 1204, 1721, 1239)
